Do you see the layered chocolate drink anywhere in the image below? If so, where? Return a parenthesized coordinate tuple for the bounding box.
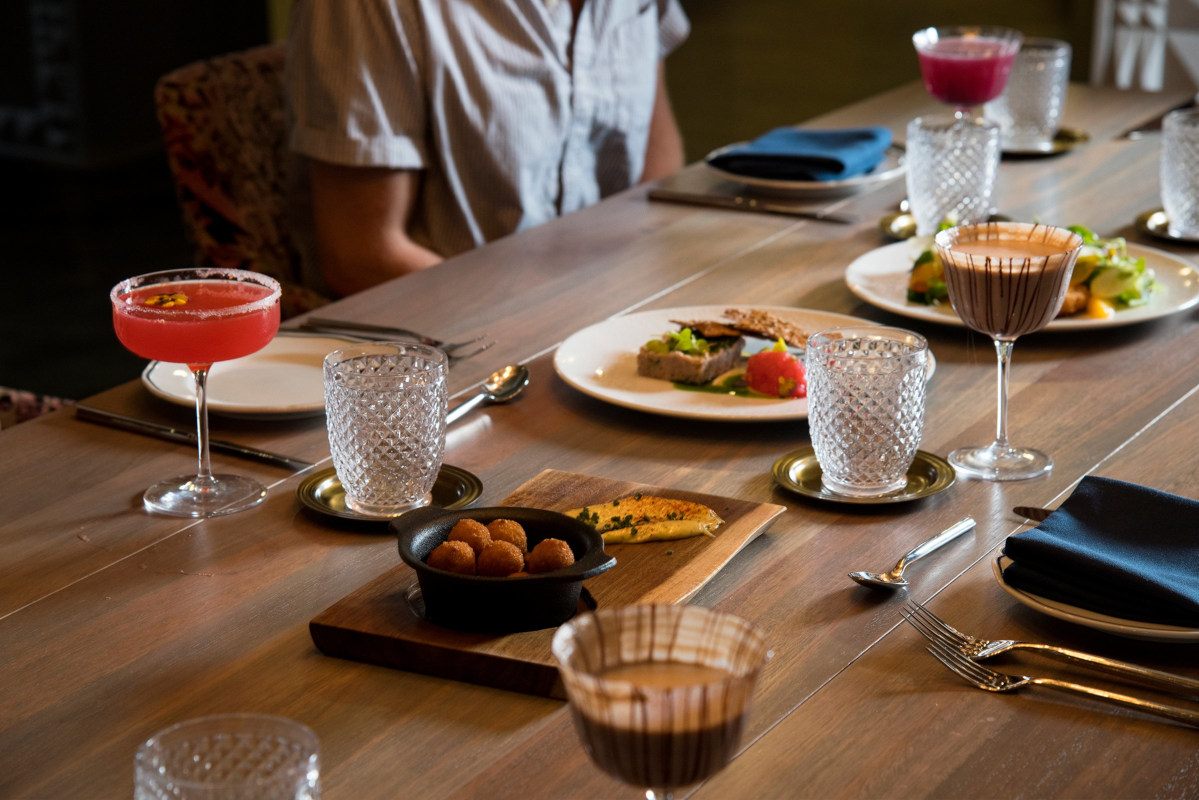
(936, 234, 1078, 340)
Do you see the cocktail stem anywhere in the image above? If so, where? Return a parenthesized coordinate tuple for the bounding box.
(191, 366, 217, 489)
(992, 339, 1015, 450)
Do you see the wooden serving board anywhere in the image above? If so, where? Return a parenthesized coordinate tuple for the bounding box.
(309, 469, 786, 697)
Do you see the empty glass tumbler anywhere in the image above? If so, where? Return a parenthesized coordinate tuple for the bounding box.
(806, 327, 928, 497)
(323, 342, 449, 518)
(984, 38, 1071, 152)
(134, 714, 320, 800)
(1161, 107, 1199, 238)
(905, 115, 1001, 236)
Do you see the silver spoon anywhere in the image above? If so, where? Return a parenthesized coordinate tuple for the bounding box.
(849, 516, 976, 590)
(446, 364, 530, 424)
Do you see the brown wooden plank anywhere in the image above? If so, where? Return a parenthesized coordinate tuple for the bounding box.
(308, 469, 785, 695)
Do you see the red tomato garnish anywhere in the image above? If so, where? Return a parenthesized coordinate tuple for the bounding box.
(745, 350, 806, 398)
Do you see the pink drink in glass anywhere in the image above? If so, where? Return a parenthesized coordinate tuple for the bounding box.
(113, 279, 280, 370)
(913, 27, 1022, 109)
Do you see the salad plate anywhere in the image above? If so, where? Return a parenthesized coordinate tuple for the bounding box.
(992, 556, 1199, 642)
(703, 145, 905, 199)
(845, 239, 1199, 331)
(142, 331, 356, 419)
(553, 305, 933, 422)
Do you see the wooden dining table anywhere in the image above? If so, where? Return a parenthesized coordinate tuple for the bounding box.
(3, 81, 1198, 799)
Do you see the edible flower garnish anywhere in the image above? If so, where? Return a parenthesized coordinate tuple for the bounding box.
(143, 292, 189, 308)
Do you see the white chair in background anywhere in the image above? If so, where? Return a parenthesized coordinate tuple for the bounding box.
(1092, 0, 1199, 91)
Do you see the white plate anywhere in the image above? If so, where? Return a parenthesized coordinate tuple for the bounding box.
(552, 305, 934, 422)
(846, 239, 1199, 331)
(142, 332, 356, 420)
(992, 556, 1199, 642)
(704, 145, 905, 199)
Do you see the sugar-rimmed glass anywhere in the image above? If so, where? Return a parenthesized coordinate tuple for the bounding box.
(552, 605, 770, 800)
(935, 222, 1082, 480)
(111, 268, 281, 517)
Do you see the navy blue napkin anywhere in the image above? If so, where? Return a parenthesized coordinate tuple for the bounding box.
(706, 126, 893, 182)
(1002, 476, 1199, 627)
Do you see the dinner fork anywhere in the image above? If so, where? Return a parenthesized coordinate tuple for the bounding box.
(903, 601, 1199, 698)
(299, 317, 495, 356)
(918, 632, 1199, 728)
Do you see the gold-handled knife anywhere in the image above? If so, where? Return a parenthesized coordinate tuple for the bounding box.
(648, 188, 859, 224)
(74, 405, 315, 472)
(1013, 506, 1053, 522)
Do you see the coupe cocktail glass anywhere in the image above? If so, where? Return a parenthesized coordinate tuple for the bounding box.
(552, 605, 770, 800)
(913, 26, 1023, 118)
(111, 267, 281, 516)
(934, 222, 1082, 481)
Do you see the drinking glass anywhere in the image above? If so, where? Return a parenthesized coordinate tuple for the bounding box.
(935, 222, 1083, 480)
(983, 38, 1072, 152)
(552, 605, 770, 800)
(905, 114, 1001, 236)
(1160, 107, 1199, 238)
(913, 25, 1023, 118)
(806, 327, 928, 497)
(111, 268, 281, 517)
(323, 342, 448, 518)
(134, 714, 320, 799)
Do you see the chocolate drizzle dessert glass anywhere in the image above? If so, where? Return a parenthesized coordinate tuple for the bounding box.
(935, 222, 1083, 480)
(552, 605, 770, 800)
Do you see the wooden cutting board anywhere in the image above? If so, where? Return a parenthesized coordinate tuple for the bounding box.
(309, 469, 786, 697)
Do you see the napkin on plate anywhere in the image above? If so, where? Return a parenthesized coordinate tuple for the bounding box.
(1002, 476, 1199, 627)
(706, 126, 893, 182)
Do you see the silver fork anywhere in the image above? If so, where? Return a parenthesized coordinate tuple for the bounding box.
(904, 600, 1199, 697)
(915, 630, 1199, 728)
(299, 317, 495, 356)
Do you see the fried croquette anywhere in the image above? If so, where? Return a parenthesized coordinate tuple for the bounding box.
(486, 519, 528, 552)
(525, 538, 576, 574)
(476, 540, 527, 577)
(447, 519, 492, 555)
(427, 540, 476, 575)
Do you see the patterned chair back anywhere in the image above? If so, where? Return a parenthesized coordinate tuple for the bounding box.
(154, 43, 329, 319)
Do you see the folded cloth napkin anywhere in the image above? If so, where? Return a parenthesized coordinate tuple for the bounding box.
(1002, 476, 1199, 627)
(706, 126, 893, 182)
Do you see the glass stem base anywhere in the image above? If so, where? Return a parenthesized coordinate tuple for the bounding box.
(143, 474, 268, 517)
(948, 444, 1052, 482)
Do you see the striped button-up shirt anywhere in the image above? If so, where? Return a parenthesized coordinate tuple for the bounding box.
(286, 0, 689, 258)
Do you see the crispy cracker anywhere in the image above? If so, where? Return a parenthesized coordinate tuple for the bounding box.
(668, 319, 746, 339)
(721, 308, 808, 347)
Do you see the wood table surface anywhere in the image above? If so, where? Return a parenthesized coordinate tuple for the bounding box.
(3, 82, 1197, 799)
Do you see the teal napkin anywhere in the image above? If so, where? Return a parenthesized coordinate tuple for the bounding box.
(707, 126, 892, 182)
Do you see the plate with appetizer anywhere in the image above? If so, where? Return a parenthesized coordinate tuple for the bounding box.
(553, 306, 934, 422)
(845, 228, 1199, 331)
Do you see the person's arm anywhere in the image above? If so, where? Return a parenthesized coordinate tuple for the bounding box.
(639, 61, 685, 183)
(306, 158, 443, 297)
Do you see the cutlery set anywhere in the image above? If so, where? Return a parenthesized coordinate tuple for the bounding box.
(903, 600, 1199, 727)
(297, 317, 496, 362)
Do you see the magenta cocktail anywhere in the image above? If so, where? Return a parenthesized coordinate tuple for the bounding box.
(111, 268, 281, 517)
(913, 26, 1022, 113)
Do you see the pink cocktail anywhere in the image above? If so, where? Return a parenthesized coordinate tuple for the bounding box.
(913, 26, 1022, 113)
(111, 268, 281, 517)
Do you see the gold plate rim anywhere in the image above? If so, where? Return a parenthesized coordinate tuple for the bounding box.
(1135, 208, 1199, 245)
(297, 464, 482, 524)
(1002, 127, 1090, 158)
(771, 445, 955, 505)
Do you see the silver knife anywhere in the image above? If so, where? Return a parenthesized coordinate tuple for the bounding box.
(1013, 505, 1053, 522)
(648, 188, 859, 224)
(74, 405, 315, 472)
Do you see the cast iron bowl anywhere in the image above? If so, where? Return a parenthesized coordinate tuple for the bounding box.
(394, 505, 616, 633)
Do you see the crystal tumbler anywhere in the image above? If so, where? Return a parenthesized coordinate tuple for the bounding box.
(905, 115, 1001, 236)
(1161, 107, 1199, 238)
(806, 327, 928, 497)
(134, 714, 320, 800)
(983, 38, 1071, 152)
(323, 342, 448, 518)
